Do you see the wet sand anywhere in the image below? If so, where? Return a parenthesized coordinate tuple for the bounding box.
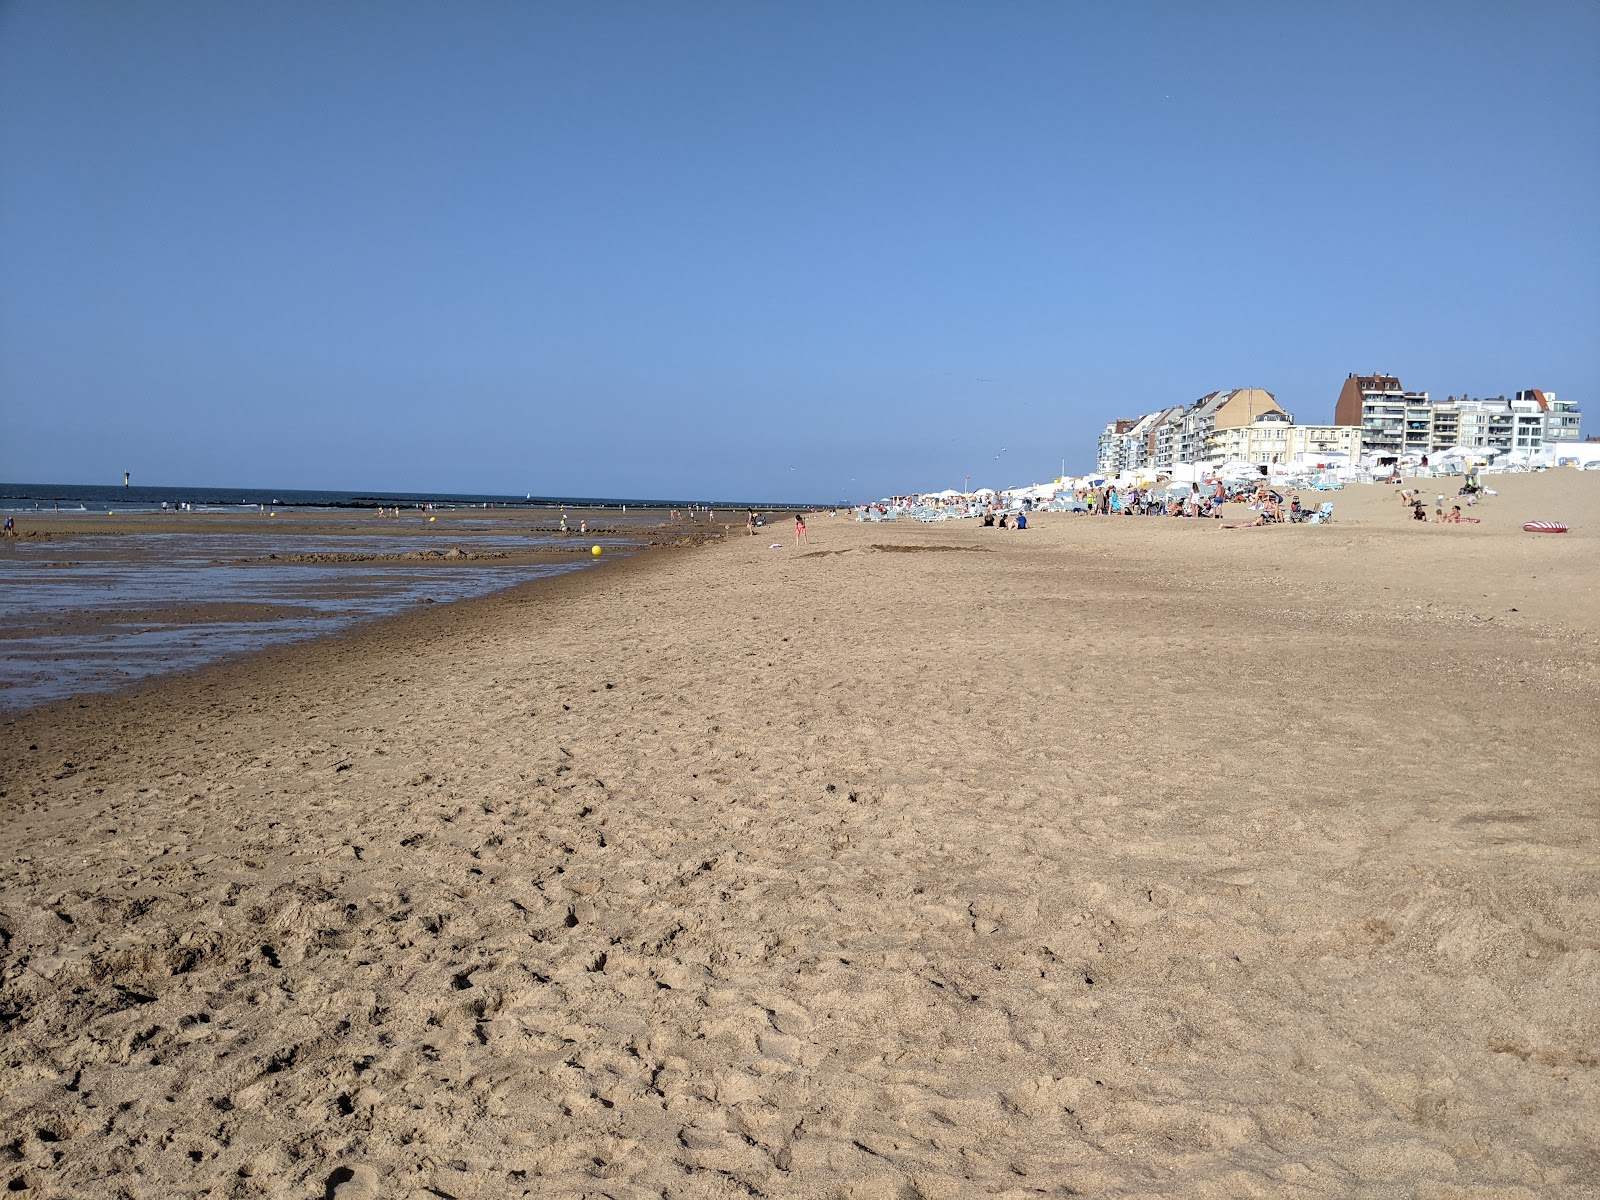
(0, 510, 724, 711)
(3, 504, 744, 543)
(2, 471, 1597, 1197)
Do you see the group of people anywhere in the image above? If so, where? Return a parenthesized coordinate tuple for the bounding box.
(1235, 487, 1322, 527)
(1401, 486, 1483, 524)
(980, 511, 1027, 529)
(1081, 481, 1224, 518)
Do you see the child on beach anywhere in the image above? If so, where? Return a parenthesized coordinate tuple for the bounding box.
(794, 513, 807, 543)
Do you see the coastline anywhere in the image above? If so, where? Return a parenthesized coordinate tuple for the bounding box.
(0, 507, 727, 713)
(1, 521, 716, 732)
(2, 472, 1597, 1196)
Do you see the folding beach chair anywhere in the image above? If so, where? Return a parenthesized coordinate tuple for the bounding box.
(1306, 502, 1334, 524)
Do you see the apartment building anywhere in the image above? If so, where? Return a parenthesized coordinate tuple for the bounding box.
(1333, 374, 1581, 456)
(1182, 388, 1283, 462)
(1125, 410, 1164, 470)
(1518, 390, 1582, 444)
(1095, 389, 1286, 473)
(1332, 373, 1431, 457)
(1211, 414, 1363, 465)
(1095, 419, 1135, 476)
(1094, 378, 1578, 471)
(1149, 407, 1186, 470)
(1453, 395, 1548, 453)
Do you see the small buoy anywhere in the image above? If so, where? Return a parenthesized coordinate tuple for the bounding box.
(591, 545, 602, 556)
(1522, 521, 1568, 534)
(429, 516, 436, 522)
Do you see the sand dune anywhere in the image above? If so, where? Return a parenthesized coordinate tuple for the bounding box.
(3, 470, 1597, 1197)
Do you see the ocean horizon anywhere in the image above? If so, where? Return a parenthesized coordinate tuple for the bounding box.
(0, 482, 838, 514)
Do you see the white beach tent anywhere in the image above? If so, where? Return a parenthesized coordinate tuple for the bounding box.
(1004, 483, 1058, 503)
(1542, 443, 1600, 468)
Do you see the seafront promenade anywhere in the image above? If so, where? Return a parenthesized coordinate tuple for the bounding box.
(2, 470, 1596, 1197)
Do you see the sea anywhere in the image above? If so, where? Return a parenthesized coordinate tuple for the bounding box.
(1, 481, 747, 712)
(0, 482, 826, 514)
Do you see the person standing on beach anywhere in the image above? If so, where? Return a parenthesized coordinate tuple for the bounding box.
(794, 512, 807, 543)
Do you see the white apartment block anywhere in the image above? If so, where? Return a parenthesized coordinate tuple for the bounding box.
(1333, 373, 1580, 457)
(1094, 378, 1577, 474)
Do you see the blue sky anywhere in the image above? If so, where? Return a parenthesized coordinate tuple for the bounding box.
(2, 1, 1596, 501)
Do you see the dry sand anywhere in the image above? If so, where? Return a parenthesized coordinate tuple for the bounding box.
(2, 470, 1597, 1198)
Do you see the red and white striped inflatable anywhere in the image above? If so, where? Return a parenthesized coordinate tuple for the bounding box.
(1522, 521, 1568, 534)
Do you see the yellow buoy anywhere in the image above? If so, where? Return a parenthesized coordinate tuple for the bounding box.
(429, 516, 436, 522)
(591, 545, 602, 556)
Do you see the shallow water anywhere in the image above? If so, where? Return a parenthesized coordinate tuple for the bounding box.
(0, 530, 624, 710)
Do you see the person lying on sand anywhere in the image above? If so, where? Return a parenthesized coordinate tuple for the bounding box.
(1443, 506, 1480, 524)
(1226, 510, 1274, 529)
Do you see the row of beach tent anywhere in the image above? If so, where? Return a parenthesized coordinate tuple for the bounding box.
(871, 443, 1592, 514)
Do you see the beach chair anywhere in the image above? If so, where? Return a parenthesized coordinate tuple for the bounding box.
(1306, 502, 1334, 524)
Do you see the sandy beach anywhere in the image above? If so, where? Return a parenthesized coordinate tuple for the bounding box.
(2, 471, 1597, 1198)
